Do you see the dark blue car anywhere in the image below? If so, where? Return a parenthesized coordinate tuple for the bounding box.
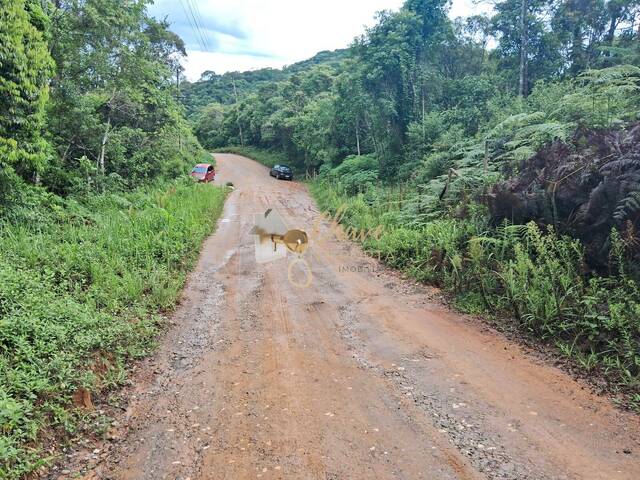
(269, 164, 293, 180)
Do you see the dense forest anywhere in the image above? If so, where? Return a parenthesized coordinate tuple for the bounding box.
(0, 1, 227, 477)
(181, 49, 348, 116)
(190, 0, 640, 407)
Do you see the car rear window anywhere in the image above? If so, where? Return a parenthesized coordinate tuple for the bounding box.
(193, 166, 207, 173)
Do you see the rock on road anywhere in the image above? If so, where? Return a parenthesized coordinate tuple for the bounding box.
(76, 154, 639, 480)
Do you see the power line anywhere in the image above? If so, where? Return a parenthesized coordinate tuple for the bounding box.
(178, 0, 203, 51)
(178, 0, 209, 52)
(184, 0, 208, 50)
(187, 0, 212, 51)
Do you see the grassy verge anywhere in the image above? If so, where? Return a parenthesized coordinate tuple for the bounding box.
(310, 179, 640, 410)
(0, 180, 228, 478)
(214, 146, 290, 169)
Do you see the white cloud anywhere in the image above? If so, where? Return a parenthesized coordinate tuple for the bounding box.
(450, 0, 492, 19)
(149, 0, 491, 81)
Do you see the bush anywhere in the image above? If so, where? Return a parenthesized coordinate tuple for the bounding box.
(324, 154, 379, 195)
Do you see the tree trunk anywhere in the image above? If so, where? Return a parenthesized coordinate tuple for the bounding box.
(570, 25, 583, 73)
(422, 90, 426, 139)
(606, 16, 618, 45)
(479, 33, 487, 71)
(176, 67, 183, 151)
(364, 114, 379, 157)
(484, 140, 489, 174)
(355, 117, 361, 156)
(98, 117, 111, 175)
(518, 0, 528, 97)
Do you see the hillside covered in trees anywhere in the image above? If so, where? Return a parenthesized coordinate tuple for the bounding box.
(180, 49, 348, 117)
(190, 0, 640, 406)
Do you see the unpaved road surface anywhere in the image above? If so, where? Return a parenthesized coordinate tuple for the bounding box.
(67, 154, 638, 480)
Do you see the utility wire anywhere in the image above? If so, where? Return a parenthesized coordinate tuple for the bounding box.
(187, 0, 212, 51)
(178, 0, 209, 52)
(185, 0, 209, 50)
(178, 0, 203, 51)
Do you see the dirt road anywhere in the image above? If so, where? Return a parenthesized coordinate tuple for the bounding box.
(72, 154, 639, 480)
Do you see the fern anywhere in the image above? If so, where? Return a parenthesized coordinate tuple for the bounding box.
(552, 65, 640, 128)
(614, 191, 640, 223)
(579, 65, 640, 85)
(497, 121, 571, 162)
(488, 111, 548, 139)
(600, 156, 640, 175)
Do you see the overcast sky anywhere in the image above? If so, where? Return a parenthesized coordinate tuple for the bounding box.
(149, 0, 490, 81)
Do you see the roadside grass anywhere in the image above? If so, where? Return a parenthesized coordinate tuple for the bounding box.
(310, 179, 640, 409)
(0, 179, 228, 478)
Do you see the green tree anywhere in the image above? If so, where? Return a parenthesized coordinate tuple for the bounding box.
(492, 0, 561, 95)
(333, 67, 370, 158)
(0, 0, 54, 189)
(45, 0, 194, 193)
(194, 103, 227, 149)
(291, 92, 338, 171)
(188, 0, 640, 183)
(551, 0, 640, 71)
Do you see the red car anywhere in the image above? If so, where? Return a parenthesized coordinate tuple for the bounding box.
(190, 163, 216, 182)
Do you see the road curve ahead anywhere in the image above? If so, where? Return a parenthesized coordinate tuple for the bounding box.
(82, 154, 639, 480)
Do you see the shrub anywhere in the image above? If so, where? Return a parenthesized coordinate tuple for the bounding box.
(326, 154, 379, 195)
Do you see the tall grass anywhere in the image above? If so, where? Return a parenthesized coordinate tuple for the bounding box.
(0, 180, 228, 478)
(311, 180, 640, 408)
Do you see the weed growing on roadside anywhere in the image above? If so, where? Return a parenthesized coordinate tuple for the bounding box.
(311, 180, 640, 407)
(0, 180, 228, 478)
